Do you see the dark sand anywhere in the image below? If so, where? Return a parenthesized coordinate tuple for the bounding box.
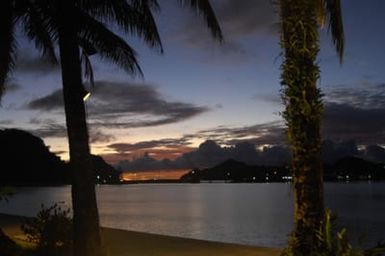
(0, 213, 281, 256)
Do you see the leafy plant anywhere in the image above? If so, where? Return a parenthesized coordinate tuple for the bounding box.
(21, 203, 73, 256)
(282, 209, 385, 256)
(314, 209, 357, 256)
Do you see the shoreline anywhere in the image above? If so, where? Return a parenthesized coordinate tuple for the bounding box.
(0, 213, 281, 256)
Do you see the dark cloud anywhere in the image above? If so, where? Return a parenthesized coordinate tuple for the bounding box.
(193, 121, 285, 145)
(30, 123, 67, 138)
(108, 137, 191, 153)
(321, 83, 385, 144)
(29, 117, 57, 125)
(108, 121, 289, 170)
(191, 98, 385, 148)
(28, 118, 64, 138)
(183, 82, 385, 147)
(325, 83, 385, 109)
(116, 138, 385, 171)
(322, 103, 385, 145)
(116, 140, 290, 171)
(29, 118, 114, 143)
(88, 81, 209, 127)
(0, 120, 13, 125)
(260, 83, 385, 109)
(26, 81, 209, 128)
(27, 90, 63, 111)
(251, 83, 385, 145)
(89, 130, 115, 144)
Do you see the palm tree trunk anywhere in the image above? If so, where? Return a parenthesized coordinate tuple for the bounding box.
(280, 0, 325, 254)
(57, 2, 103, 256)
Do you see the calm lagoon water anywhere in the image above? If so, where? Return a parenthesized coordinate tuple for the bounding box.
(1, 183, 385, 248)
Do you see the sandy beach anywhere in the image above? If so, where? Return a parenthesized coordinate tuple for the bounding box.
(0, 213, 281, 256)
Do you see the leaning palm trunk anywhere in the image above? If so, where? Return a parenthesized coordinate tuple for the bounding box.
(280, 0, 325, 254)
(57, 2, 103, 256)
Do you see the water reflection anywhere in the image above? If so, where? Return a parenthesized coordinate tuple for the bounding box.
(0, 183, 384, 248)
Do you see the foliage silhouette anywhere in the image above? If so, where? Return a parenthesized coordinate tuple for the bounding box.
(0, 129, 68, 185)
(21, 203, 72, 256)
(282, 209, 385, 256)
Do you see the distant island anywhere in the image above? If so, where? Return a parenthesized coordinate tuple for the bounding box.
(1, 128, 385, 185)
(0, 129, 121, 186)
(180, 158, 385, 183)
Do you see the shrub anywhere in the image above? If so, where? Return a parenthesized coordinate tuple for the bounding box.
(282, 209, 385, 256)
(21, 203, 72, 256)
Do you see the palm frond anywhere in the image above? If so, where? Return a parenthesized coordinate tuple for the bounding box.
(80, 50, 95, 88)
(0, 0, 16, 100)
(78, 11, 143, 76)
(80, 0, 163, 52)
(21, 1, 58, 64)
(178, 0, 223, 42)
(78, 38, 97, 56)
(321, 0, 345, 62)
(128, 0, 163, 52)
(130, 0, 160, 11)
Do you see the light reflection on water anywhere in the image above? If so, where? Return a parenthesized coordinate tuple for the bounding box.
(0, 183, 384, 248)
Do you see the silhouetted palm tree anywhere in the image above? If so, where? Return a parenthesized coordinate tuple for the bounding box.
(39, 1, 162, 255)
(1, 1, 160, 255)
(279, 0, 344, 255)
(53, 1, 221, 255)
(1, 1, 221, 256)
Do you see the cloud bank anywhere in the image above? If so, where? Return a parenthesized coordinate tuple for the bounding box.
(27, 80, 209, 128)
(114, 139, 385, 172)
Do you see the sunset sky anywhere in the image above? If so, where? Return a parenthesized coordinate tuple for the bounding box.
(1, 0, 385, 175)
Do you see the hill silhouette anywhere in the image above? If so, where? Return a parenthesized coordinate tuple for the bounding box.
(0, 129, 121, 185)
(181, 157, 385, 183)
(181, 159, 289, 182)
(324, 156, 385, 181)
(0, 129, 68, 185)
(91, 155, 121, 184)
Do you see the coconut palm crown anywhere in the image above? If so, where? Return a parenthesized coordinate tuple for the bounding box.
(0, 1, 222, 256)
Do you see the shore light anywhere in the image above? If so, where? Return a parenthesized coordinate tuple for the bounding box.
(81, 85, 91, 101)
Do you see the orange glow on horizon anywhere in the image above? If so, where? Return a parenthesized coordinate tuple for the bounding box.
(121, 169, 189, 181)
(100, 146, 194, 165)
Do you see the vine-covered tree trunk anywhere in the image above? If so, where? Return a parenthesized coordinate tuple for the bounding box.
(57, 1, 104, 256)
(280, 0, 325, 254)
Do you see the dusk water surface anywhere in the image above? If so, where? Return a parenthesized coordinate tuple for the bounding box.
(1, 183, 385, 248)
